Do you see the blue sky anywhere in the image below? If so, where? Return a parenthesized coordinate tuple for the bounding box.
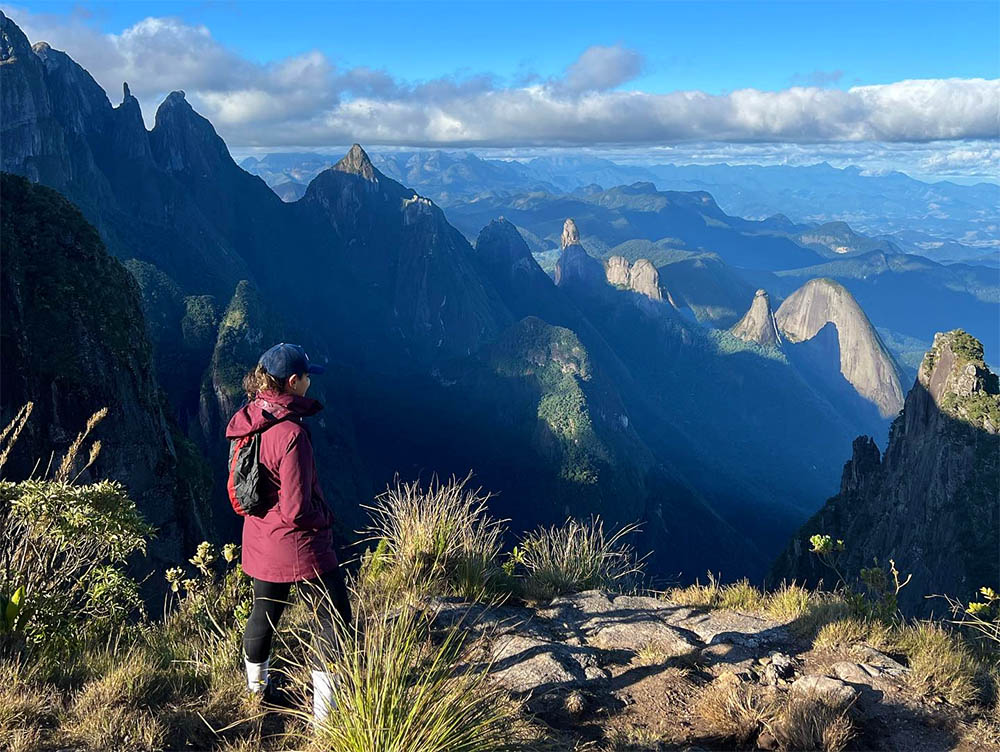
(21, 1, 998, 93)
(7, 1, 999, 182)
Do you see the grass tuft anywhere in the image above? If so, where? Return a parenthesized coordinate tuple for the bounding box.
(694, 677, 776, 745)
(768, 693, 853, 752)
(897, 621, 979, 706)
(360, 472, 508, 602)
(516, 517, 643, 602)
(282, 586, 523, 752)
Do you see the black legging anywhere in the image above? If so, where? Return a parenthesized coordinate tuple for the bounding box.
(243, 565, 352, 671)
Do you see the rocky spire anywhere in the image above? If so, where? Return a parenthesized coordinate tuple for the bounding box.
(730, 289, 782, 347)
(775, 277, 903, 418)
(334, 143, 377, 182)
(555, 219, 605, 290)
(561, 218, 581, 249)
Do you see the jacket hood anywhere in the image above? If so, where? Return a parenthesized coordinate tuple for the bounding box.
(225, 389, 324, 439)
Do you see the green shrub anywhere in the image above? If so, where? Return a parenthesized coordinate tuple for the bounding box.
(0, 478, 152, 660)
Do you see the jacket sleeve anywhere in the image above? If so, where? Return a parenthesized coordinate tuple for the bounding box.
(277, 429, 330, 530)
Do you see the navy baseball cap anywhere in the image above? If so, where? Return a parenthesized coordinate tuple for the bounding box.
(258, 343, 325, 379)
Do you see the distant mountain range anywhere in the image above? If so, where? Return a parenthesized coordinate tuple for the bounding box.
(238, 150, 1000, 265)
(1, 9, 994, 597)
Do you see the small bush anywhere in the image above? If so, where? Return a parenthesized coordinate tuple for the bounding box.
(898, 621, 979, 705)
(0, 407, 152, 662)
(515, 517, 643, 602)
(361, 472, 507, 601)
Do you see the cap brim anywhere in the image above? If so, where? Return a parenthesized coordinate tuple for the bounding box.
(307, 364, 326, 374)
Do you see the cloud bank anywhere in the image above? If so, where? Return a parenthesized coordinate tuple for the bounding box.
(6, 6, 998, 175)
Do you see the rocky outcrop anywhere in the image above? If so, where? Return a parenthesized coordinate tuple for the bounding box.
(629, 259, 663, 302)
(605, 255, 631, 287)
(772, 330, 1000, 614)
(730, 289, 782, 347)
(303, 144, 511, 361)
(604, 255, 663, 302)
(775, 278, 903, 418)
(426, 590, 960, 749)
(150, 91, 233, 176)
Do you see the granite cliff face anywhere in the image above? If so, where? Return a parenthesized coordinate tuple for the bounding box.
(772, 330, 1000, 614)
(0, 173, 211, 593)
(775, 278, 904, 418)
(729, 289, 782, 348)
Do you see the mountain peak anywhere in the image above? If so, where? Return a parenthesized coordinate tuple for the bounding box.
(561, 218, 581, 249)
(730, 289, 782, 347)
(151, 90, 233, 174)
(476, 217, 532, 264)
(161, 90, 189, 109)
(334, 143, 376, 181)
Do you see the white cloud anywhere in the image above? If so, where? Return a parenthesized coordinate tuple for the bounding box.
(4, 6, 998, 163)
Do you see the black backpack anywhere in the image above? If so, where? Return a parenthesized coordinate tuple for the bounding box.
(227, 416, 292, 517)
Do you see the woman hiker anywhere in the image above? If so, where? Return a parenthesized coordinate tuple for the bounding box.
(225, 342, 352, 726)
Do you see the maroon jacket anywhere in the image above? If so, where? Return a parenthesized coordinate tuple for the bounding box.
(225, 389, 339, 582)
